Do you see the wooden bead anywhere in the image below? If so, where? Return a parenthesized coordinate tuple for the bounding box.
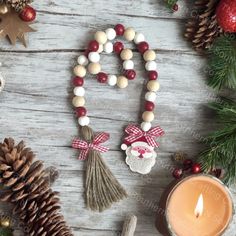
(72, 96, 85, 107)
(88, 63, 101, 75)
(143, 50, 156, 61)
(117, 76, 128, 89)
(120, 49, 133, 60)
(142, 111, 154, 122)
(73, 65, 86, 77)
(147, 80, 160, 92)
(141, 122, 151, 131)
(124, 27, 135, 41)
(94, 31, 107, 44)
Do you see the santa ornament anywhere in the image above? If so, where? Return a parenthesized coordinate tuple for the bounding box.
(71, 24, 164, 212)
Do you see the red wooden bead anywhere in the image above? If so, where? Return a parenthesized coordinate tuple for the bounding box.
(20, 5, 36, 22)
(138, 41, 149, 54)
(73, 77, 84, 86)
(75, 107, 87, 117)
(113, 42, 124, 54)
(145, 101, 155, 111)
(97, 72, 108, 83)
(148, 71, 158, 80)
(124, 70, 136, 80)
(88, 40, 99, 52)
(114, 24, 125, 36)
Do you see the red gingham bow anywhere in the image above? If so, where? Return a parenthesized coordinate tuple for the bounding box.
(72, 132, 110, 160)
(124, 124, 164, 147)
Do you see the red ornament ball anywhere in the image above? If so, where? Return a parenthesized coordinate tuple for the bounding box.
(75, 107, 87, 117)
(145, 101, 155, 111)
(148, 71, 158, 80)
(138, 41, 149, 54)
(20, 5, 36, 22)
(173, 4, 179, 12)
(124, 70, 136, 80)
(172, 168, 183, 179)
(216, 0, 236, 32)
(113, 42, 124, 54)
(114, 24, 125, 36)
(97, 72, 108, 83)
(73, 77, 84, 86)
(88, 40, 99, 52)
(191, 163, 202, 174)
(183, 159, 193, 170)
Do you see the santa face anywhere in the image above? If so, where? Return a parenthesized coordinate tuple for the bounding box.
(125, 141, 157, 174)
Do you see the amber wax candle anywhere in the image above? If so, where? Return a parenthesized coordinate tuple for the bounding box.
(165, 175, 234, 236)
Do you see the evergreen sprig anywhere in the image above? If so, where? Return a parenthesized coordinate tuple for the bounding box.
(207, 34, 236, 90)
(199, 98, 236, 185)
(164, 0, 178, 11)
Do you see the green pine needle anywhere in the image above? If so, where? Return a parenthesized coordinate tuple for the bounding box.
(164, 0, 178, 10)
(198, 98, 236, 185)
(207, 34, 236, 90)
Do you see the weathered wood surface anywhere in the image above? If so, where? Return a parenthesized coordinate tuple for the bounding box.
(0, 0, 235, 235)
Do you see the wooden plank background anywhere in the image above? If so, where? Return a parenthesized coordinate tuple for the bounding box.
(0, 0, 235, 235)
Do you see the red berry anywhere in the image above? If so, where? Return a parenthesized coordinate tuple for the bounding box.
(138, 42, 149, 54)
(20, 5, 36, 22)
(173, 4, 179, 12)
(124, 70, 136, 80)
(114, 24, 125, 36)
(212, 169, 222, 178)
(183, 159, 193, 170)
(216, 0, 236, 32)
(172, 168, 183, 179)
(191, 163, 202, 174)
(88, 40, 99, 52)
(97, 72, 108, 83)
(148, 71, 158, 80)
(75, 107, 87, 117)
(113, 42, 124, 54)
(73, 77, 84, 86)
(145, 101, 155, 111)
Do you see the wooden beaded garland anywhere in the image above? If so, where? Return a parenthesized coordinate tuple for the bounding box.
(71, 24, 164, 212)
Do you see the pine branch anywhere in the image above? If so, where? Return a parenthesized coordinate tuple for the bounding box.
(164, 0, 178, 11)
(199, 98, 236, 185)
(207, 34, 236, 90)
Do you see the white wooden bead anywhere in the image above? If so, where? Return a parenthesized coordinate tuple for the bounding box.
(147, 80, 160, 92)
(124, 27, 135, 41)
(105, 28, 116, 40)
(98, 44, 103, 53)
(117, 76, 128, 88)
(123, 60, 134, 70)
(145, 61, 157, 71)
(134, 33, 145, 44)
(143, 50, 156, 61)
(72, 96, 85, 107)
(88, 52, 100, 63)
(141, 122, 152, 132)
(120, 49, 133, 60)
(94, 31, 107, 44)
(73, 87, 85, 96)
(73, 65, 86, 77)
(77, 55, 88, 66)
(78, 116, 90, 126)
(145, 92, 157, 102)
(104, 42, 113, 53)
(107, 75, 117, 86)
(88, 63, 101, 75)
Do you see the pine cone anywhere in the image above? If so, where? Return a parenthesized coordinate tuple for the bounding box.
(0, 138, 73, 236)
(5, 0, 32, 12)
(185, 0, 223, 52)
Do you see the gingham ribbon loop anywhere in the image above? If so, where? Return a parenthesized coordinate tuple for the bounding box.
(124, 124, 164, 147)
(72, 132, 110, 160)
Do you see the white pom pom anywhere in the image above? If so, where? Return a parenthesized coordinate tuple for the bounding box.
(107, 75, 117, 86)
(134, 33, 145, 44)
(141, 122, 152, 131)
(145, 91, 157, 102)
(121, 144, 128, 151)
(145, 61, 157, 71)
(123, 60, 134, 70)
(73, 87, 85, 96)
(104, 42, 113, 53)
(88, 52, 100, 63)
(78, 116, 90, 126)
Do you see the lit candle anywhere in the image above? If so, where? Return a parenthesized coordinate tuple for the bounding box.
(157, 175, 234, 236)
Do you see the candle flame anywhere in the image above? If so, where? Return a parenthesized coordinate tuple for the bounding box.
(194, 194, 204, 218)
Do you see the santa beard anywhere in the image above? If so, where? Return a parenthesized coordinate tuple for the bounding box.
(125, 147, 157, 174)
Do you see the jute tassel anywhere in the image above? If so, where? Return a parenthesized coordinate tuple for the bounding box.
(80, 126, 128, 212)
